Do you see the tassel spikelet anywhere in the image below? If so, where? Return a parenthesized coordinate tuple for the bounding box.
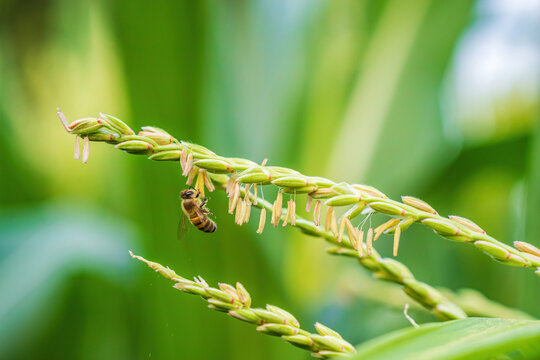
(514, 241, 540, 257)
(448, 215, 485, 234)
(402, 196, 437, 214)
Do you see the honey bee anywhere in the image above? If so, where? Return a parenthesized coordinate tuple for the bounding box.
(178, 189, 216, 239)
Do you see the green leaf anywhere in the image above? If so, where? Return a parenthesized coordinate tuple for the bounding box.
(352, 318, 540, 360)
(0, 202, 137, 356)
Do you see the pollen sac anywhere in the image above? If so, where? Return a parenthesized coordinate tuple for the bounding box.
(69, 118, 104, 135)
(256, 208, 267, 234)
(313, 200, 322, 226)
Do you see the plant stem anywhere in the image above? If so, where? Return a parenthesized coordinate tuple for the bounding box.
(130, 251, 356, 359)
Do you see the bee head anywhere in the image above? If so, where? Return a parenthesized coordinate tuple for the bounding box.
(180, 189, 199, 199)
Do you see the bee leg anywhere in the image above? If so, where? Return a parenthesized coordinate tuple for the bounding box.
(200, 206, 215, 217)
(200, 198, 208, 207)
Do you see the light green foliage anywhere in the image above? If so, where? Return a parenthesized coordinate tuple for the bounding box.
(352, 318, 540, 360)
(2, 0, 539, 358)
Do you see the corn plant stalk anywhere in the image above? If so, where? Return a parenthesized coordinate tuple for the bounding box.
(130, 251, 355, 359)
(57, 110, 472, 320)
(57, 110, 540, 275)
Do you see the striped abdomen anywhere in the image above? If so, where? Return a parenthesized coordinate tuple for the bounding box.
(190, 212, 217, 233)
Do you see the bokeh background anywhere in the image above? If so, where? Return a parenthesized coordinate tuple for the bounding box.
(1, 0, 539, 359)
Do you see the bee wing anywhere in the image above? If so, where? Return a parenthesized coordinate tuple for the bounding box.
(177, 213, 191, 242)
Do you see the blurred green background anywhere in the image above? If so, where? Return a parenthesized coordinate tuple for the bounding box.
(1, 0, 539, 359)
